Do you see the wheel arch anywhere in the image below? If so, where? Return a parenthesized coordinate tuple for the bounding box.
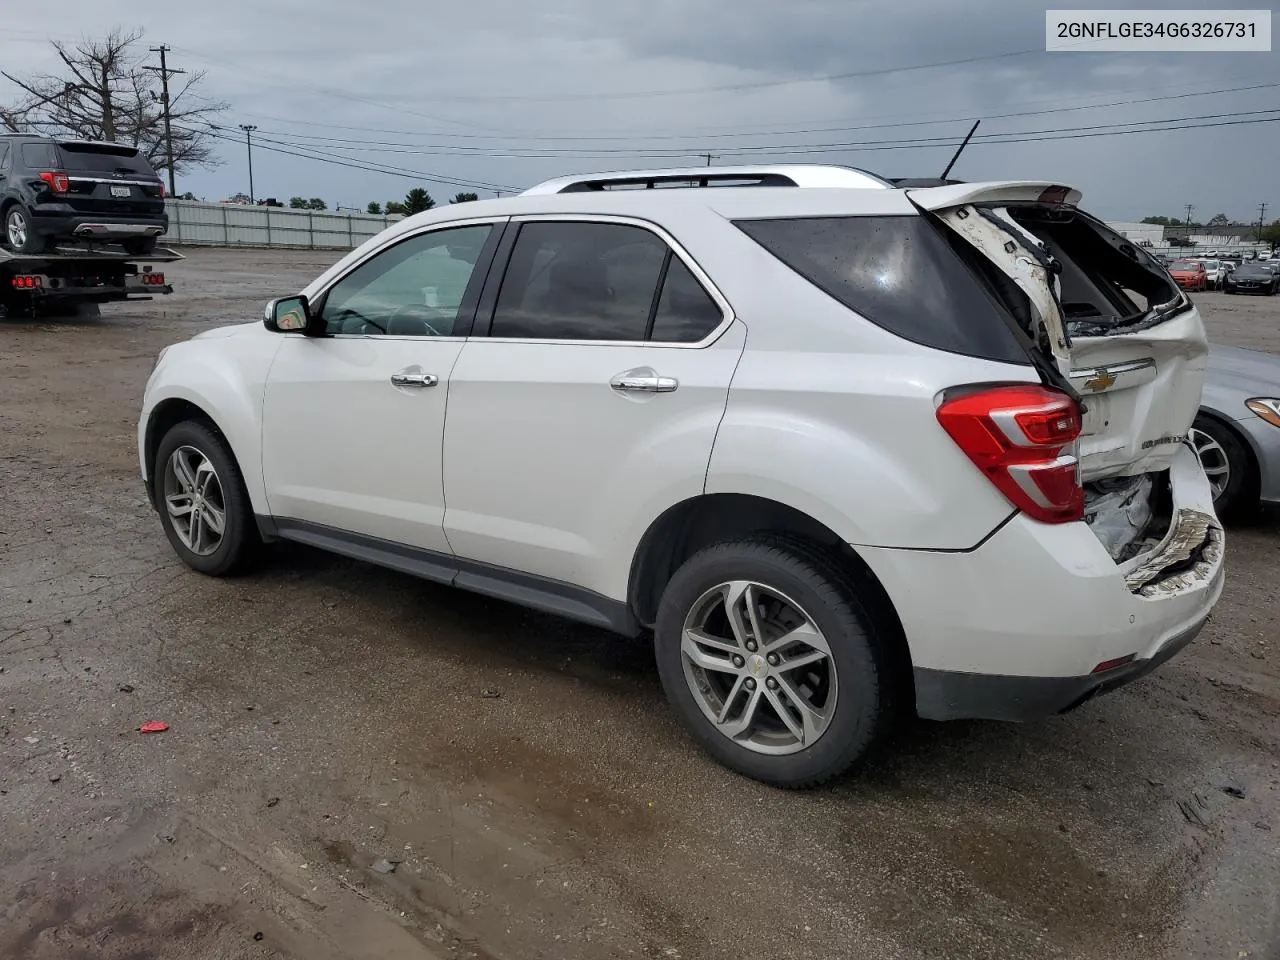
(627, 492, 913, 682)
(144, 397, 238, 507)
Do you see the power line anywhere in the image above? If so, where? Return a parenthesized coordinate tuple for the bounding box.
(191, 124, 517, 194)
(232, 79, 1280, 145)
(345, 47, 1049, 104)
(242, 109, 1280, 161)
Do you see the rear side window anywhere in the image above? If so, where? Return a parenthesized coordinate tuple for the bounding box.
(21, 142, 59, 168)
(57, 143, 157, 177)
(735, 215, 1030, 363)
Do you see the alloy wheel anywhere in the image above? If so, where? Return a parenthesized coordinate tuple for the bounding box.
(6, 211, 26, 249)
(162, 445, 227, 556)
(681, 580, 838, 756)
(1189, 427, 1230, 502)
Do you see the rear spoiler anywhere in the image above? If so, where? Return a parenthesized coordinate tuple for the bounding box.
(906, 181, 1083, 211)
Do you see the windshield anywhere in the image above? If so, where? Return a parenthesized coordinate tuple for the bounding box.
(1171, 260, 1199, 270)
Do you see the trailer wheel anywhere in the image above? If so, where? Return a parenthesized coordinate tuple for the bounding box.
(122, 237, 158, 256)
(35, 299, 100, 321)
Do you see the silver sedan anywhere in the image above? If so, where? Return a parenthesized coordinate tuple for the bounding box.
(1193, 345, 1280, 517)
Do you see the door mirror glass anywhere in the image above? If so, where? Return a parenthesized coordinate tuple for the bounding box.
(265, 295, 311, 332)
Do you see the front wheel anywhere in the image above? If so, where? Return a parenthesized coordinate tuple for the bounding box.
(154, 420, 260, 575)
(654, 537, 896, 788)
(1190, 415, 1258, 519)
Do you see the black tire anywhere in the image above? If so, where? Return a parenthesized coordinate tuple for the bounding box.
(122, 236, 158, 256)
(2, 204, 49, 254)
(654, 536, 898, 788)
(154, 420, 260, 576)
(1192, 414, 1258, 520)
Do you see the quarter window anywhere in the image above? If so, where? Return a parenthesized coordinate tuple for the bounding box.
(21, 142, 58, 168)
(319, 224, 493, 337)
(489, 221, 723, 342)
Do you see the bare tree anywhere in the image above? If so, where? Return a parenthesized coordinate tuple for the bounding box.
(1, 28, 227, 176)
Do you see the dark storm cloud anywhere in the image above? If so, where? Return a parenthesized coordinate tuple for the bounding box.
(2, 0, 1277, 220)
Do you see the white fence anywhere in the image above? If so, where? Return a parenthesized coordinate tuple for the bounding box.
(164, 200, 400, 250)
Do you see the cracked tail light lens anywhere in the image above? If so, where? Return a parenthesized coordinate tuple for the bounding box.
(936, 384, 1084, 524)
(39, 171, 70, 193)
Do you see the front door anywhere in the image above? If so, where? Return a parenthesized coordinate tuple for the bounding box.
(261, 221, 499, 553)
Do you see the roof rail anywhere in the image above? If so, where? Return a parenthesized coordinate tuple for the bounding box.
(521, 164, 892, 195)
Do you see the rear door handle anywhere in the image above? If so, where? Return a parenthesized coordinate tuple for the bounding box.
(610, 375, 678, 393)
(390, 372, 438, 388)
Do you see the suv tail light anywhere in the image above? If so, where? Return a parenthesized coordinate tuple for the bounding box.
(39, 171, 70, 193)
(936, 384, 1083, 524)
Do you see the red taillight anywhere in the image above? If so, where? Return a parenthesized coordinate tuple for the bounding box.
(11, 275, 42, 289)
(141, 272, 165, 286)
(158, 182, 166, 198)
(39, 171, 70, 193)
(936, 384, 1084, 524)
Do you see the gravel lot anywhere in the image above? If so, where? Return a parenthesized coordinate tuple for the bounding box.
(2, 247, 1278, 960)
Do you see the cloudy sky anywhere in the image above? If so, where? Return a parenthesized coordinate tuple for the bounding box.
(3, 1, 1277, 221)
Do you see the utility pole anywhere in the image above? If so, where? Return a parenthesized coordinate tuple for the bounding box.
(1184, 204, 1194, 232)
(145, 45, 185, 197)
(1257, 201, 1269, 242)
(701, 153, 718, 167)
(239, 124, 258, 203)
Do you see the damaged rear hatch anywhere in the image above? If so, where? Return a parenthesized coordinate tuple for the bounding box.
(910, 182, 1217, 577)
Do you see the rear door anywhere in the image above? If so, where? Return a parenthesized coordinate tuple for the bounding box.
(442, 216, 743, 597)
(910, 182, 1207, 481)
(55, 142, 165, 215)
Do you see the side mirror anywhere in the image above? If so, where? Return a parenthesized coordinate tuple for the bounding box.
(264, 295, 313, 333)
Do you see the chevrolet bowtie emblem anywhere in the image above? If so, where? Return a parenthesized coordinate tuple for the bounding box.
(1082, 369, 1117, 392)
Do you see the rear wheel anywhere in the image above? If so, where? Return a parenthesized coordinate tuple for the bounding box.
(3, 205, 48, 254)
(122, 236, 158, 256)
(1190, 415, 1258, 519)
(654, 537, 896, 788)
(154, 420, 260, 575)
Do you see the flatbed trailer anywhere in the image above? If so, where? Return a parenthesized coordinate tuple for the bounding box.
(0, 245, 181, 318)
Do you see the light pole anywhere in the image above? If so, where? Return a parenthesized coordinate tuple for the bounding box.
(239, 124, 258, 203)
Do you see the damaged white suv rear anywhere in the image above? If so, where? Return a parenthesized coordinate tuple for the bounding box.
(139, 165, 1224, 787)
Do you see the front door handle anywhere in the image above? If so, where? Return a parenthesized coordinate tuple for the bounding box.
(610, 375, 678, 393)
(390, 372, 438, 388)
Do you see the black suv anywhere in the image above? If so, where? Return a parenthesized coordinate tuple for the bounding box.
(0, 135, 168, 255)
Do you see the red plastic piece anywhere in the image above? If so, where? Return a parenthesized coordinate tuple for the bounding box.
(139, 721, 169, 734)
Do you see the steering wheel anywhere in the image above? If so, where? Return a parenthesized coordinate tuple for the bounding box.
(388, 303, 451, 337)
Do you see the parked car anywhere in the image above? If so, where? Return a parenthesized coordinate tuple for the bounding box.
(1197, 258, 1227, 289)
(1223, 260, 1280, 295)
(1169, 258, 1209, 291)
(1194, 345, 1280, 516)
(0, 134, 168, 255)
(138, 165, 1224, 786)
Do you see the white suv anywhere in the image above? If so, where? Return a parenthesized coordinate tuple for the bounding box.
(139, 165, 1224, 787)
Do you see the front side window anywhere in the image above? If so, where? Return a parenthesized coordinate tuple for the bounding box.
(488, 220, 724, 342)
(320, 224, 493, 336)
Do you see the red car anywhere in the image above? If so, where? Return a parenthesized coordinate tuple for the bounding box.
(1169, 259, 1208, 291)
